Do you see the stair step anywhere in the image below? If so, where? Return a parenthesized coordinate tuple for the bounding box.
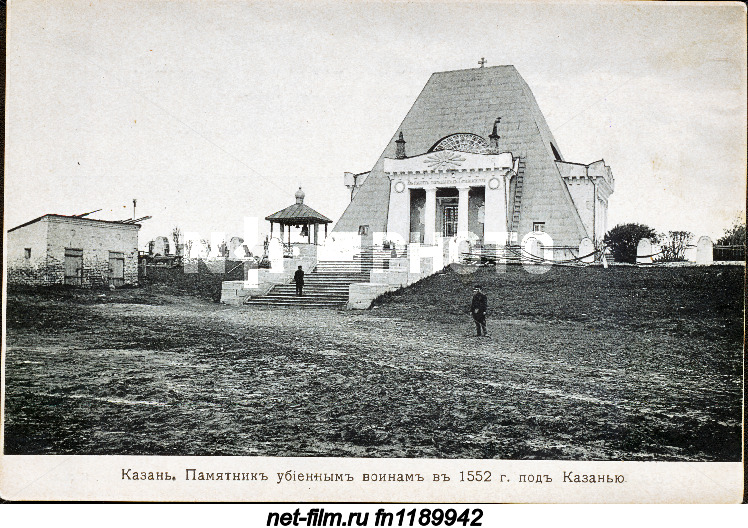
(304, 272, 369, 280)
(278, 285, 357, 288)
(314, 269, 376, 271)
(252, 290, 344, 296)
(311, 270, 370, 272)
(245, 249, 404, 308)
(305, 279, 368, 283)
(246, 296, 345, 302)
(314, 267, 374, 271)
(245, 302, 346, 308)
(273, 288, 351, 292)
(313, 270, 373, 273)
(267, 288, 350, 294)
(307, 274, 369, 277)
(262, 297, 348, 302)
(266, 287, 349, 293)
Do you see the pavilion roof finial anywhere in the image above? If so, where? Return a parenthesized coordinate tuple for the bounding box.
(295, 186, 305, 204)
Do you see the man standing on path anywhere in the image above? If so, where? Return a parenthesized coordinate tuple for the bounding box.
(294, 265, 305, 296)
(470, 284, 488, 337)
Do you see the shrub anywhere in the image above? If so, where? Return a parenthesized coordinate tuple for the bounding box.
(603, 223, 658, 264)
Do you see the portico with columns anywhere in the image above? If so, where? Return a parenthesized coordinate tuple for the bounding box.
(383, 134, 518, 254)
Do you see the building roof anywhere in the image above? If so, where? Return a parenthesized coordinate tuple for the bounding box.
(265, 203, 332, 224)
(332, 65, 590, 244)
(7, 214, 142, 233)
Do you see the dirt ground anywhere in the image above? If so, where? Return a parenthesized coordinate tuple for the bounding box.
(3, 265, 743, 460)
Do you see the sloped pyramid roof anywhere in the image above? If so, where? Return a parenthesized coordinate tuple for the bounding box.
(265, 203, 332, 224)
(332, 65, 588, 245)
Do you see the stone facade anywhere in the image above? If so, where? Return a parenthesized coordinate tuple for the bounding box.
(555, 160, 614, 243)
(6, 215, 140, 287)
(333, 65, 614, 253)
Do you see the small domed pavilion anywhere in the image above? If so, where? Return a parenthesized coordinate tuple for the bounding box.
(265, 187, 332, 246)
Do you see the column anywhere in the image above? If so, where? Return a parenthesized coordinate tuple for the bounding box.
(504, 173, 512, 229)
(484, 172, 507, 245)
(424, 186, 437, 245)
(314, 224, 319, 245)
(385, 179, 411, 243)
(456, 186, 470, 237)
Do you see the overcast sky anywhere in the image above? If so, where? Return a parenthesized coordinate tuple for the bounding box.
(5, 1, 746, 247)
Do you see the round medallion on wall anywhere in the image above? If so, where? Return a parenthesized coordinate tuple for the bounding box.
(488, 177, 500, 189)
(394, 181, 406, 193)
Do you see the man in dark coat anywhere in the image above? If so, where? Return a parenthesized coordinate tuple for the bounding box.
(293, 265, 305, 296)
(470, 284, 488, 337)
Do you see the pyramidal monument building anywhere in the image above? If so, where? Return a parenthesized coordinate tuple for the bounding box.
(334, 65, 614, 258)
(222, 65, 616, 308)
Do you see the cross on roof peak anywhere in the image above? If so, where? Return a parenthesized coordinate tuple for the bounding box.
(478, 57, 487, 68)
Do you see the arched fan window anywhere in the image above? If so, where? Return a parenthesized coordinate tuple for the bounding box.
(429, 133, 491, 154)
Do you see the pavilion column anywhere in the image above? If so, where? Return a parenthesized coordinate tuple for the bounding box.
(280, 223, 284, 240)
(424, 186, 437, 245)
(288, 225, 291, 246)
(307, 223, 311, 244)
(314, 224, 319, 245)
(270, 222, 274, 238)
(456, 185, 470, 237)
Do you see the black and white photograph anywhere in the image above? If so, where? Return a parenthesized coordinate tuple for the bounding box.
(1, 0, 745, 503)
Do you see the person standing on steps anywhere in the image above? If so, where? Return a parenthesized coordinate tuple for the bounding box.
(294, 265, 305, 296)
(470, 284, 488, 337)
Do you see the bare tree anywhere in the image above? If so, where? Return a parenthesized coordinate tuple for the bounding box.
(172, 227, 183, 256)
(200, 238, 211, 257)
(659, 231, 693, 261)
(218, 239, 228, 257)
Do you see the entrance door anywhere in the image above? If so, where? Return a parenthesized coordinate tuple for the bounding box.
(109, 251, 125, 287)
(443, 205, 458, 237)
(64, 248, 83, 285)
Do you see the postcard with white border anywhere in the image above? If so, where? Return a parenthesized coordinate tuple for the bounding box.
(2, 0, 745, 504)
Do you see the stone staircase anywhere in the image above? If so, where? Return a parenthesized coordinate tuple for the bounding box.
(244, 247, 408, 308)
(243, 269, 370, 308)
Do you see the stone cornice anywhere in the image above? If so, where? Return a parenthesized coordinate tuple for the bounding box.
(384, 150, 516, 177)
(556, 160, 614, 192)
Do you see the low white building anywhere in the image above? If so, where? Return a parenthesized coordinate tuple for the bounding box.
(6, 214, 141, 287)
